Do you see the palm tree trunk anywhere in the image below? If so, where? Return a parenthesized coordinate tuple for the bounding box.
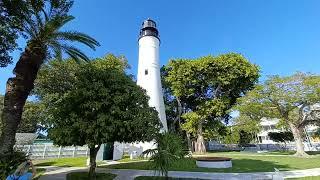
(0, 48, 44, 154)
(88, 144, 101, 180)
(288, 122, 309, 157)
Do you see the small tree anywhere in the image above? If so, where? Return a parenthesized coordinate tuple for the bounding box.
(143, 133, 187, 179)
(268, 132, 294, 149)
(46, 64, 160, 179)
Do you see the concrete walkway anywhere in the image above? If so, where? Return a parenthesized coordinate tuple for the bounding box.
(38, 167, 320, 180)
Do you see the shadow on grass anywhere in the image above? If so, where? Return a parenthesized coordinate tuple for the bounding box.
(307, 151, 320, 155)
(103, 158, 290, 173)
(66, 172, 116, 180)
(35, 161, 72, 167)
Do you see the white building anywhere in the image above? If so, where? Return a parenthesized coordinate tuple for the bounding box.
(257, 118, 319, 145)
(110, 19, 168, 161)
(257, 118, 283, 144)
(137, 18, 168, 132)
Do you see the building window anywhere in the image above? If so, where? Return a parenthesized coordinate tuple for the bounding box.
(145, 69, 148, 75)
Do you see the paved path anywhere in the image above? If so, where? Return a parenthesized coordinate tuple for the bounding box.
(38, 167, 320, 180)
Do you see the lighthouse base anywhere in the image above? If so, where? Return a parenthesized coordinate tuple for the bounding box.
(112, 141, 156, 160)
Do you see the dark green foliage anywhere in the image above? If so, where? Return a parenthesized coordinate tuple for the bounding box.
(18, 101, 45, 133)
(203, 120, 227, 140)
(0, 150, 28, 179)
(160, 66, 180, 132)
(0, 0, 29, 66)
(238, 130, 254, 146)
(44, 62, 160, 179)
(143, 133, 188, 177)
(268, 132, 294, 143)
(47, 64, 160, 146)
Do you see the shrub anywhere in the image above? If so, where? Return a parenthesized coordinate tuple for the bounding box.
(142, 133, 188, 178)
(0, 150, 28, 179)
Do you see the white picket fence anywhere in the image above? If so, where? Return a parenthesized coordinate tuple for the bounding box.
(15, 144, 89, 159)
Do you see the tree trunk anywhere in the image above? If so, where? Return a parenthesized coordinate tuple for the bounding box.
(288, 122, 309, 157)
(88, 144, 101, 180)
(194, 121, 206, 154)
(186, 132, 192, 152)
(0, 48, 44, 154)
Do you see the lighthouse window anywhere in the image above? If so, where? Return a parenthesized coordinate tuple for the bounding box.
(145, 69, 148, 75)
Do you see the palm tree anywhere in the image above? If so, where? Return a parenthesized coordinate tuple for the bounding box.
(142, 133, 187, 179)
(0, 0, 100, 154)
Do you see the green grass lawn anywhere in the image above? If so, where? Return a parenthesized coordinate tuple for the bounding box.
(34, 157, 87, 167)
(118, 154, 148, 163)
(206, 151, 320, 156)
(66, 172, 116, 180)
(102, 152, 320, 173)
(287, 176, 320, 180)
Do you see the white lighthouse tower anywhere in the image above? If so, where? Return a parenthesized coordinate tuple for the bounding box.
(137, 19, 168, 132)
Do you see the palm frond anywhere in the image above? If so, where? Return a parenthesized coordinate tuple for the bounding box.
(48, 41, 63, 61)
(142, 148, 157, 156)
(60, 44, 90, 62)
(41, 15, 74, 40)
(54, 31, 100, 50)
(41, 7, 49, 22)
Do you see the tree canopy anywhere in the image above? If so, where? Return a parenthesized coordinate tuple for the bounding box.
(48, 64, 160, 146)
(34, 55, 160, 179)
(235, 72, 320, 156)
(164, 53, 260, 153)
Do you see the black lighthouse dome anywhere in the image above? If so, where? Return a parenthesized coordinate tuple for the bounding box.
(139, 18, 160, 40)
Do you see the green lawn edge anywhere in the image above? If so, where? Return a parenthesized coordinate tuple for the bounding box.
(102, 152, 320, 173)
(66, 172, 116, 180)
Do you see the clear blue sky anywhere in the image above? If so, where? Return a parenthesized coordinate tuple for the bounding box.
(1, 0, 320, 94)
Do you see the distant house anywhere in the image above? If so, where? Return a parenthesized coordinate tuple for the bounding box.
(257, 118, 319, 144)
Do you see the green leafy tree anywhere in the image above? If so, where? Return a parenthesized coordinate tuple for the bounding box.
(161, 66, 182, 132)
(35, 58, 160, 179)
(34, 54, 128, 99)
(143, 133, 187, 179)
(268, 132, 294, 149)
(18, 101, 45, 133)
(225, 114, 261, 146)
(236, 73, 320, 156)
(203, 120, 227, 142)
(223, 127, 240, 144)
(0, 0, 100, 154)
(165, 53, 260, 153)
